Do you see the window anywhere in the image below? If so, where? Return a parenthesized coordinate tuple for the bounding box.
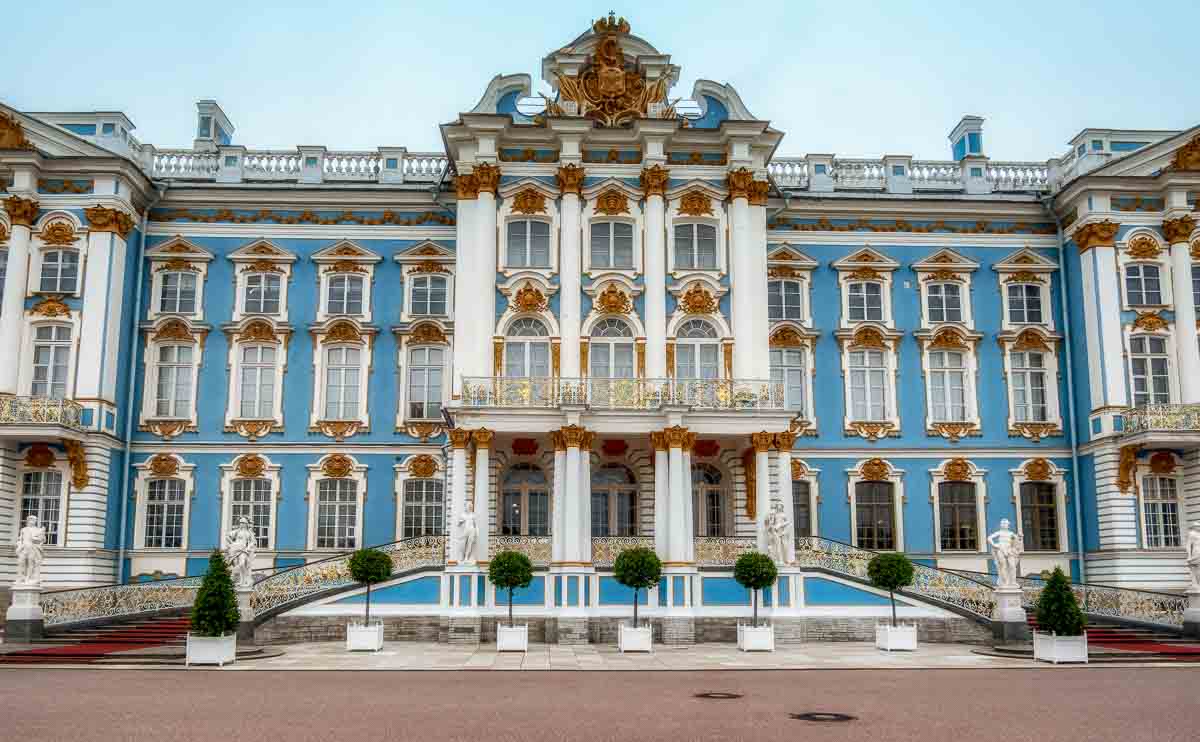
(1192, 265, 1200, 312)
(506, 220, 550, 268)
(926, 283, 963, 323)
(792, 480, 812, 540)
(144, 479, 186, 548)
(1010, 351, 1048, 422)
(500, 464, 549, 536)
(0, 248, 8, 306)
(324, 347, 361, 420)
(316, 479, 358, 549)
(1020, 482, 1059, 551)
(848, 350, 887, 421)
(231, 478, 272, 549)
(245, 273, 281, 315)
(589, 319, 634, 379)
(590, 222, 634, 269)
(238, 345, 276, 419)
(40, 250, 79, 293)
(675, 319, 719, 380)
(158, 272, 197, 314)
(407, 347, 444, 419)
(32, 325, 72, 399)
(21, 471, 62, 546)
(1007, 284, 1043, 324)
(770, 347, 806, 413)
(1125, 264, 1162, 306)
(402, 479, 444, 538)
(691, 463, 727, 537)
(768, 279, 803, 321)
(938, 482, 978, 550)
(590, 464, 638, 537)
(855, 482, 895, 550)
(929, 351, 967, 422)
(674, 223, 717, 270)
(154, 345, 193, 417)
(504, 318, 550, 377)
(327, 275, 364, 316)
(847, 282, 883, 322)
(1130, 336, 1170, 407)
(1141, 476, 1181, 549)
(410, 275, 448, 316)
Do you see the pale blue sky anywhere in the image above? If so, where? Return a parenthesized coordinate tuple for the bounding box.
(2, 1, 1194, 160)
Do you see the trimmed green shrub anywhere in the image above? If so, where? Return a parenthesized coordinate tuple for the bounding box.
(1035, 567, 1086, 636)
(613, 547, 662, 629)
(488, 551, 534, 627)
(733, 551, 778, 628)
(191, 550, 240, 637)
(867, 552, 915, 627)
(348, 549, 393, 625)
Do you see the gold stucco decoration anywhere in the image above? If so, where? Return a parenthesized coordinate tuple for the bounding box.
(594, 189, 629, 216)
(678, 190, 713, 217)
(0, 112, 36, 150)
(1132, 312, 1169, 332)
(639, 165, 669, 199)
(1023, 458, 1053, 482)
(512, 283, 548, 313)
(472, 163, 500, 195)
(555, 164, 585, 196)
(511, 189, 547, 215)
(31, 296, 71, 318)
(1163, 215, 1196, 244)
(84, 206, 135, 238)
(236, 454, 267, 478)
(1126, 235, 1162, 259)
(943, 458, 972, 482)
(860, 458, 891, 482)
(850, 326, 888, 350)
(769, 326, 806, 348)
(321, 454, 354, 478)
(3, 196, 39, 227)
(153, 319, 195, 343)
(407, 454, 438, 478)
(324, 321, 364, 345)
(1169, 135, 1200, 171)
(148, 454, 178, 477)
(679, 282, 717, 314)
(238, 320, 279, 344)
(595, 284, 631, 314)
(1072, 220, 1119, 252)
(409, 323, 447, 345)
(39, 221, 79, 246)
(63, 440, 89, 490)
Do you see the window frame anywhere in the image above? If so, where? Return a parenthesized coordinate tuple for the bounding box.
(768, 278, 806, 322)
(1123, 263, 1165, 308)
(1010, 460, 1069, 554)
(133, 454, 195, 551)
(691, 462, 730, 538)
(590, 463, 639, 537)
(225, 332, 288, 432)
(847, 460, 905, 551)
(671, 222, 720, 272)
(588, 220, 636, 271)
(306, 455, 367, 551)
(406, 345, 445, 421)
(242, 272, 283, 316)
(219, 455, 281, 552)
(504, 218, 553, 270)
(18, 461, 70, 548)
(499, 464, 552, 537)
(673, 318, 722, 381)
(1138, 468, 1183, 550)
(30, 323, 74, 400)
(770, 345, 809, 415)
(138, 321, 202, 429)
(408, 274, 450, 318)
(228, 240, 295, 323)
(1128, 333, 1173, 407)
(144, 241, 212, 322)
(37, 248, 81, 295)
(313, 242, 379, 324)
(790, 461, 821, 542)
(310, 327, 373, 430)
(929, 459, 988, 554)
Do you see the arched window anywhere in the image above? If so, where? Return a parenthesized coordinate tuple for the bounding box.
(410, 275, 448, 316)
(40, 250, 79, 294)
(1125, 264, 1163, 306)
(591, 464, 637, 536)
(590, 318, 634, 379)
(407, 346, 444, 420)
(144, 478, 186, 548)
(504, 318, 550, 378)
(323, 346, 361, 419)
(692, 463, 728, 536)
(674, 223, 717, 270)
(158, 272, 197, 314)
(32, 325, 72, 399)
(925, 283, 962, 323)
(507, 220, 551, 268)
(675, 319, 719, 380)
(327, 274, 365, 316)
(244, 273, 281, 315)
(501, 464, 549, 536)
(402, 479, 444, 538)
(238, 345, 276, 419)
(1130, 336, 1170, 407)
(769, 347, 806, 413)
(847, 281, 883, 321)
(1006, 284, 1043, 324)
(768, 279, 803, 321)
(230, 478, 272, 548)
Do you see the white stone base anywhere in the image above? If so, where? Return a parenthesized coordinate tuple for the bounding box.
(497, 624, 528, 652)
(992, 587, 1027, 623)
(875, 623, 918, 651)
(346, 621, 385, 652)
(1033, 631, 1088, 664)
(186, 633, 237, 666)
(737, 623, 775, 652)
(618, 623, 652, 653)
(6, 585, 43, 622)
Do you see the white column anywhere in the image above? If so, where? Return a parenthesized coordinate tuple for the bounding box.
(681, 437, 695, 563)
(451, 181, 477, 395)
(727, 186, 754, 379)
(475, 173, 499, 386)
(775, 432, 796, 563)
(449, 430, 470, 562)
(578, 432, 593, 563)
(562, 427, 583, 563)
(552, 433, 566, 563)
(642, 170, 668, 378)
(0, 196, 37, 395)
(752, 433, 773, 552)
(1167, 218, 1200, 403)
(471, 429, 492, 563)
(75, 222, 124, 401)
(1077, 226, 1128, 410)
(747, 198, 771, 379)
(652, 433, 669, 559)
(559, 190, 582, 378)
(666, 428, 689, 564)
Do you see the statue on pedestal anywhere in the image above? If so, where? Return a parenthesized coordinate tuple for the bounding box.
(455, 505, 478, 565)
(765, 501, 793, 565)
(225, 516, 257, 589)
(987, 518, 1024, 589)
(14, 515, 46, 587)
(1186, 522, 1200, 592)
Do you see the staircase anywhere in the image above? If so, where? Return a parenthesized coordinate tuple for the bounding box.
(0, 612, 191, 665)
(1014, 616, 1200, 662)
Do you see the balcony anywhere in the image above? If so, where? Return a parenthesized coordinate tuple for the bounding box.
(0, 396, 85, 435)
(1120, 404, 1200, 446)
(460, 377, 785, 411)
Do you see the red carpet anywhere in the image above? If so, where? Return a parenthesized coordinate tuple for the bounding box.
(0, 615, 191, 665)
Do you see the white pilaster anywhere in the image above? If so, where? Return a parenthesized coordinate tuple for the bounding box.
(451, 192, 478, 394)
(552, 438, 566, 563)
(728, 193, 754, 378)
(559, 192, 582, 377)
(666, 439, 688, 563)
(578, 438, 592, 563)
(652, 436, 669, 559)
(746, 201, 770, 378)
(753, 436, 772, 552)
(563, 436, 582, 563)
(0, 197, 36, 395)
(471, 430, 492, 563)
(643, 192, 667, 377)
(1169, 238, 1200, 403)
(680, 445, 694, 562)
(75, 230, 118, 401)
(1089, 241, 1129, 409)
(449, 430, 470, 562)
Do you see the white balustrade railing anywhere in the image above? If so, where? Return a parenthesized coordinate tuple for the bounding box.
(323, 151, 380, 181)
(460, 377, 785, 411)
(767, 158, 808, 188)
(0, 396, 85, 432)
(243, 151, 302, 180)
(831, 158, 886, 189)
(910, 160, 962, 189)
(150, 149, 220, 179)
(988, 161, 1050, 192)
(149, 148, 446, 184)
(401, 153, 448, 181)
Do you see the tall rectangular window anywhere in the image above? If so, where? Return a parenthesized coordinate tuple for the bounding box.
(1020, 482, 1059, 551)
(144, 478, 186, 548)
(929, 350, 967, 422)
(675, 343, 720, 380)
(316, 478, 358, 549)
(407, 347, 443, 419)
(0, 248, 8, 313)
(938, 482, 978, 551)
(506, 220, 550, 268)
(32, 326, 72, 399)
(40, 250, 79, 294)
(673, 223, 717, 270)
(239, 345, 276, 419)
(1141, 476, 1181, 549)
(855, 482, 895, 550)
(1007, 284, 1043, 324)
(21, 471, 63, 545)
(327, 275, 364, 315)
(231, 478, 272, 549)
(590, 222, 634, 269)
(410, 275, 448, 316)
(1124, 264, 1163, 306)
(770, 347, 806, 413)
(792, 480, 812, 540)
(402, 479, 444, 538)
(1130, 336, 1170, 407)
(1192, 265, 1200, 312)
(324, 347, 361, 420)
(527, 492, 549, 536)
(926, 283, 963, 323)
(158, 272, 197, 314)
(1010, 351, 1048, 422)
(847, 282, 883, 321)
(154, 345, 193, 417)
(768, 280, 804, 320)
(848, 349, 887, 421)
(245, 274, 281, 315)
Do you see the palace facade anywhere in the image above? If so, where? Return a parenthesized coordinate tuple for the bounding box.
(2, 15, 1199, 636)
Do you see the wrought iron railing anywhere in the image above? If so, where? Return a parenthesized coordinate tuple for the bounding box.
(694, 537, 757, 567)
(42, 576, 205, 627)
(0, 395, 85, 432)
(591, 536, 654, 566)
(489, 535, 552, 565)
(460, 377, 785, 411)
(1120, 403, 1200, 435)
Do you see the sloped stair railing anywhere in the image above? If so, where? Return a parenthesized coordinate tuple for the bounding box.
(42, 575, 207, 628)
(946, 569, 1189, 631)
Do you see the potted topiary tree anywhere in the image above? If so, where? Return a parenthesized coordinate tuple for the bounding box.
(613, 546, 661, 652)
(1032, 567, 1088, 663)
(488, 550, 534, 652)
(734, 551, 778, 651)
(346, 548, 392, 652)
(187, 550, 240, 666)
(868, 552, 917, 651)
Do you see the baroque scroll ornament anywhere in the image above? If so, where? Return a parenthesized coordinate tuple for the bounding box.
(407, 454, 438, 478)
(236, 455, 266, 478)
(678, 190, 713, 216)
(943, 458, 972, 482)
(149, 454, 178, 477)
(512, 283, 548, 313)
(860, 458, 891, 482)
(594, 189, 629, 216)
(679, 282, 716, 314)
(511, 189, 546, 215)
(321, 454, 354, 478)
(39, 221, 79, 245)
(1023, 458, 1053, 482)
(596, 284, 631, 314)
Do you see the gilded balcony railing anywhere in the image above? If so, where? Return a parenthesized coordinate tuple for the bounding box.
(42, 576, 205, 627)
(460, 377, 785, 411)
(489, 535, 552, 565)
(1120, 404, 1200, 435)
(0, 396, 85, 432)
(694, 537, 757, 566)
(591, 536, 654, 566)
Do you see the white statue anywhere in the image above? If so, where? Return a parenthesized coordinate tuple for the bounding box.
(455, 505, 477, 565)
(765, 501, 792, 565)
(225, 516, 257, 589)
(987, 518, 1024, 589)
(14, 515, 46, 587)
(1186, 522, 1200, 591)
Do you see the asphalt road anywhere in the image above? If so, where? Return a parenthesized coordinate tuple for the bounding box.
(1, 668, 1195, 742)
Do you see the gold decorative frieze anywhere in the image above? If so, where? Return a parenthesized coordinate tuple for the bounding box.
(1023, 458, 1053, 482)
(153, 319, 196, 343)
(449, 428, 472, 449)
(920, 269, 961, 282)
(1072, 220, 1119, 253)
(231, 420, 273, 441)
(859, 458, 891, 482)
(0, 111, 36, 151)
(768, 265, 802, 279)
(769, 216, 1057, 236)
(790, 459, 807, 480)
(679, 282, 717, 314)
(146, 421, 189, 440)
(3, 196, 39, 227)
(636, 341, 646, 377)
(31, 296, 71, 317)
(61, 440, 87, 490)
(661, 425, 690, 449)
(148, 453, 178, 477)
(454, 173, 478, 200)
(594, 189, 629, 216)
(848, 326, 888, 350)
(848, 421, 897, 442)
(1132, 311, 1169, 332)
(1126, 235, 1162, 259)
(678, 190, 713, 217)
(472, 163, 500, 195)
(596, 284, 631, 314)
(23, 443, 55, 469)
(407, 454, 438, 478)
(770, 326, 806, 348)
(37, 178, 91, 194)
(930, 422, 976, 443)
(1163, 215, 1196, 244)
(1002, 270, 1044, 284)
(500, 148, 558, 163)
(926, 328, 970, 351)
(560, 424, 590, 448)
(404, 423, 442, 442)
(238, 320, 279, 344)
(324, 321, 364, 345)
(410, 260, 450, 275)
(943, 458, 972, 482)
(84, 206, 135, 238)
(39, 221, 79, 246)
(1010, 422, 1060, 442)
(512, 282, 548, 313)
(639, 165, 669, 199)
(556, 164, 585, 195)
(774, 431, 797, 451)
(1009, 329, 1052, 353)
(324, 260, 367, 274)
(847, 267, 883, 282)
(1116, 445, 1140, 494)
(665, 341, 675, 378)
(318, 420, 361, 441)
(493, 337, 504, 376)
(1149, 451, 1176, 475)
(156, 207, 454, 227)
(236, 454, 267, 478)
(511, 188, 547, 215)
(409, 323, 447, 345)
(321, 454, 354, 478)
(154, 257, 200, 273)
(1169, 135, 1200, 172)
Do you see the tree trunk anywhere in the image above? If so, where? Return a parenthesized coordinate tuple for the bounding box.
(890, 589, 896, 627)
(753, 589, 759, 628)
(633, 589, 639, 629)
(508, 588, 514, 627)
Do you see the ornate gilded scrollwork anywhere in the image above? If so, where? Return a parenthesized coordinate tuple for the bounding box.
(454, 173, 479, 200)
(407, 454, 438, 478)
(679, 282, 716, 314)
(0, 111, 36, 151)
(39, 221, 79, 246)
(1010, 422, 1059, 442)
(63, 440, 88, 490)
(1126, 235, 1162, 259)
(409, 323, 447, 345)
(639, 165, 669, 199)
(1132, 312, 1169, 332)
(596, 284, 631, 314)
(472, 163, 500, 195)
(511, 189, 546, 215)
(943, 458, 972, 482)
(3, 196, 39, 227)
(321, 454, 354, 478)
(1163, 215, 1196, 244)
(594, 189, 629, 216)
(931, 422, 975, 442)
(512, 283, 548, 313)
(859, 458, 891, 482)
(1116, 445, 1140, 494)
(318, 421, 361, 441)
(555, 164, 585, 195)
(1023, 458, 1053, 482)
(1169, 135, 1200, 172)
(232, 420, 272, 441)
(238, 320, 279, 344)
(31, 296, 71, 318)
(1072, 220, 1119, 252)
(25, 443, 56, 468)
(236, 454, 267, 478)
(848, 421, 896, 442)
(678, 190, 713, 216)
(148, 454, 178, 477)
(84, 206, 134, 238)
(324, 321, 364, 345)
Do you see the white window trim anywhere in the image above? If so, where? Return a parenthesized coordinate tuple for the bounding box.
(1010, 460, 1070, 554)
(132, 454, 196, 551)
(228, 239, 297, 323)
(1117, 230, 1171, 312)
(999, 329, 1065, 439)
(138, 320, 204, 431)
(223, 322, 289, 435)
(147, 265, 207, 322)
(401, 266, 454, 323)
(918, 329, 982, 439)
(1124, 328, 1179, 407)
(19, 316, 81, 400)
(790, 460, 821, 539)
(767, 276, 810, 325)
(833, 250, 899, 330)
(397, 334, 450, 427)
(310, 323, 374, 431)
(582, 202, 643, 278)
(312, 241, 381, 324)
(837, 327, 902, 436)
(499, 212, 559, 276)
(929, 459, 988, 554)
(994, 253, 1057, 333)
(767, 246, 819, 330)
(667, 217, 725, 278)
(846, 459, 905, 552)
(919, 278, 973, 328)
(768, 332, 817, 424)
(306, 455, 368, 551)
(16, 447, 71, 547)
(30, 246, 85, 299)
(394, 455, 445, 540)
(218, 454, 282, 552)
(1135, 455, 1184, 550)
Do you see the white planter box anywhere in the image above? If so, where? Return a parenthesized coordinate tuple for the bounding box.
(737, 623, 775, 652)
(619, 623, 653, 653)
(497, 624, 528, 652)
(346, 621, 385, 652)
(1033, 631, 1088, 664)
(186, 633, 237, 667)
(875, 623, 918, 652)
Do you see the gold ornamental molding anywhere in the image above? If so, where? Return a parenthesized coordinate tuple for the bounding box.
(790, 458, 807, 480)
(154, 257, 201, 274)
(24, 443, 56, 468)
(39, 221, 79, 246)
(847, 421, 897, 442)
(511, 282, 548, 313)
(84, 206, 135, 238)
(408, 323, 448, 345)
(236, 454, 267, 479)
(1072, 220, 1119, 253)
(774, 431, 797, 450)
(3, 196, 39, 227)
(321, 454, 355, 478)
(556, 164, 586, 195)
(1116, 445, 1140, 494)
(238, 320, 280, 344)
(153, 319, 198, 343)
(31, 296, 71, 318)
(449, 428, 472, 449)
(146, 421, 189, 440)
(1163, 215, 1196, 244)
(639, 165, 670, 199)
(859, 458, 892, 482)
(594, 189, 630, 216)
(148, 454, 178, 477)
(678, 190, 713, 217)
(768, 265, 803, 279)
(1009, 329, 1053, 353)
(596, 284, 631, 314)
(943, 458, 972, 483)
(407, 454, 438, 479)
(472, 428, 494, 450)
(1132, 311, 1169, 332)
(1169, 135, 1200, 171)
(747, 180, 770, 206)
(409, 260, 450, 275)
(454, 173, 479, 200)
(472, 163, 500, 195)
(1149, 451, 1177, 475)
(636, 341, 646, 377)
(0, 111, 36, 151)
(493, 337, 504, 376)
(769, 326, 807, 348)
(848, 326, 889, 350)
(0, 223, 7, 242)
(726, 168, 754, 201)
(318, 420, 361, 442)
(1002, 270, 1044, 284)
(559, 424, 590, 449)
(1126, 235, 1162, 259)
(926, 328, 970, 351)
(157, 207, 453, 227)
(921, 268, 962, 283)
(930, 422, 977, 443)
(231, 420, 273, 441)
(679, 282, 717, 314)
(404, 423, 442, 442)
(37, 178, 92, 195)
(63, 440, 89, 490)
(1023, 458, 1053, 482)
(846, 266, 884, 282)
(323, 259, 367, 275)
(511, 188, 547, 215)
(769, 216, 1057, 236)
(750, 431, 775, 452)
(1010, 422, 1060, 442)
(662, 425, 690, 449)
(723, 343, 733, 379)
(324, 321, 365, 345)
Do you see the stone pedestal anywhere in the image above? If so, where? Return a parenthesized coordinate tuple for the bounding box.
(6, 585, 44, 643)
(236, 587, 255, 643)
(1184, 589, 1200, 639)
(992, 586, 1029, 642)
